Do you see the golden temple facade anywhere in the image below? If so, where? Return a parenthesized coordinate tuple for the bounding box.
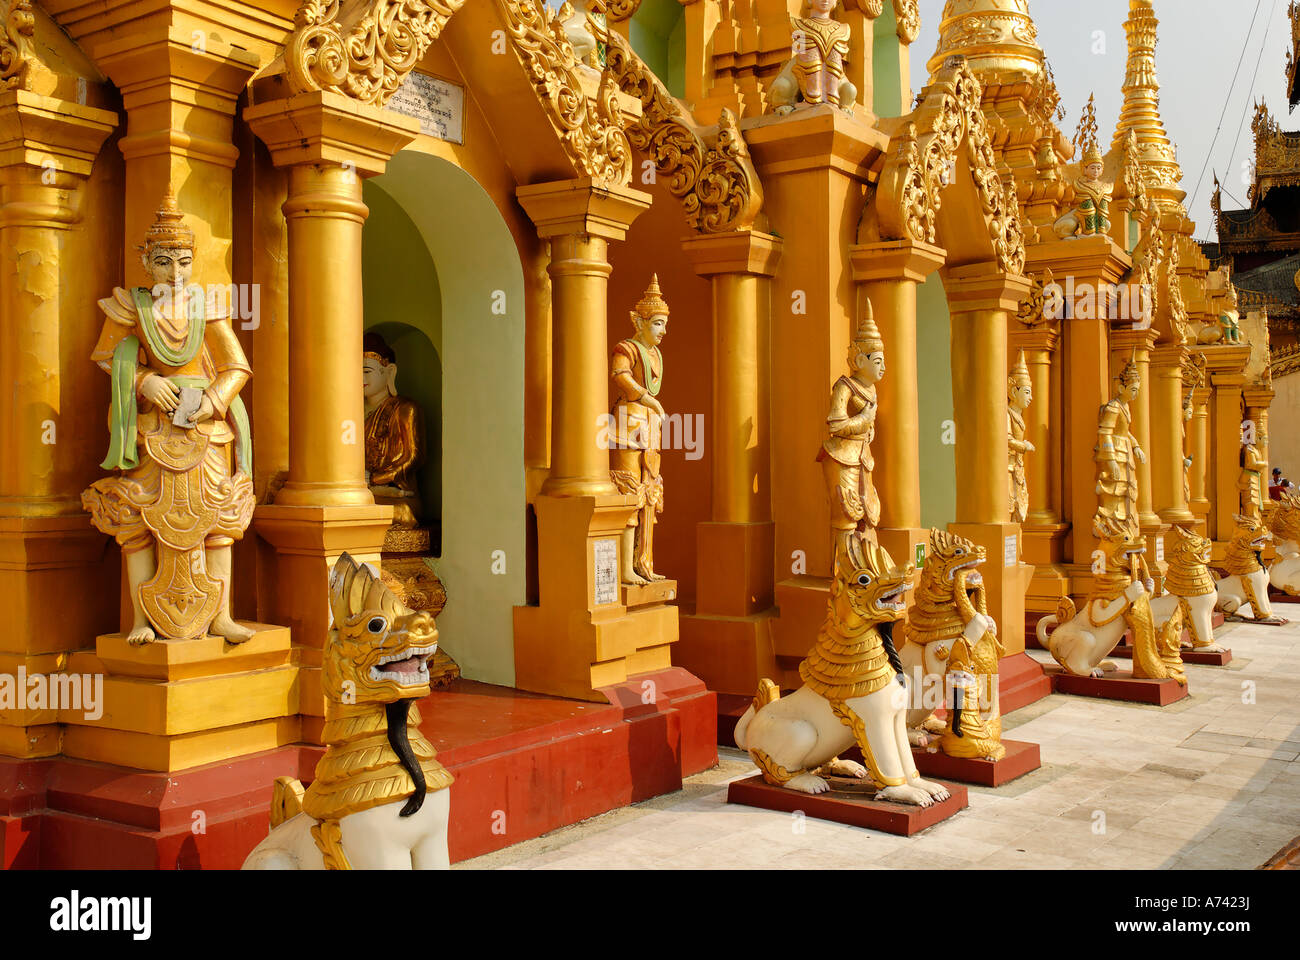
(0, 0, 1276, 866)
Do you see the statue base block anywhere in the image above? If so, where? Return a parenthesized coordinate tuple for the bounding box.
(1223, 613, 1290, 626)
(1109, 644, 1232, 666)
(1046, 666, 1189, 706)
(727, 774, 968, 836)
(910, 739, 1041, 787)
(622, 579, 678, 609)
(1269, 587, 1300, 604)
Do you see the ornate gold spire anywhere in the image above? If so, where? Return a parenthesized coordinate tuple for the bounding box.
(1112, 0, 1186, 215)
(927, 0, 1044, 81)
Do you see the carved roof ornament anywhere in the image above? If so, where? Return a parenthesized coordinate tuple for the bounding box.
(894, 0, 920, 44)
(504, 0, 631, 186)
(597, 21, 761, 233)
(0, 0, 35, 92)
(282, 0, 632, 186)
(928, 0, 1043, 80)
(1288, 0, 1299, 109)
(285, 0, 470, 106)
(871, 57, 1026, 276)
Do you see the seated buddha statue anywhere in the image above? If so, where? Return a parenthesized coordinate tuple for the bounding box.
(363, 332, 424, 530)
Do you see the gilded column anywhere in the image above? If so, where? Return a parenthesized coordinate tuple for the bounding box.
(1112, 327, 1165, 569)
(1204, 347, 1252, 544)
(1150, 344, 1193, 525)
(245, 91, 419, 691)
(1188, 381, 1212, 535)
(677, 229, 783, 698)
(849, 238, 945, 569)
(943, 263, 1033, 656)
(0, 86, 118, 759)
(513, 178, 660, 702)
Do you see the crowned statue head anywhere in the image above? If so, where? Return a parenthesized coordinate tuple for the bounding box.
(850, 301, 886, 385)
(1082, 142, 1105, 183)
(1008, 350, 1032, 412)
(363, 332, 400, 407)
(1115, 351, 1141, 403)
(140, 189, 196, 291)
(630, 274, 669, 349)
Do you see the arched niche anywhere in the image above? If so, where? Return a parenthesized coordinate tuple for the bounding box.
(362, 152, 527, 688)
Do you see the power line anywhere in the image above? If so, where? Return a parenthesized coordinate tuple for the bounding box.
(1221, 0, 1281, 206)
(1189, 0, 1266, 227)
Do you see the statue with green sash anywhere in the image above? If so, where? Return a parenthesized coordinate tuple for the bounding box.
(82, 191, 255, 645)
(609, 274, 669, 585)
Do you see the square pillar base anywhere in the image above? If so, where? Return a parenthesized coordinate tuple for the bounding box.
(513, 494, 678, 702)
(58, 625, 300, 772)
(949, 522, 1034, 657)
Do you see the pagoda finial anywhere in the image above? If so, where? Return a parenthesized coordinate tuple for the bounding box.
(1113, 0, 1186, 215)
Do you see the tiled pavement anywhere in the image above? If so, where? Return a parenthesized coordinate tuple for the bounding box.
(459, 618, 1300, 870)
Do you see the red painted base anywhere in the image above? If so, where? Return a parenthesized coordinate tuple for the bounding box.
(1046, 667, 1189, 706)
(911, 739, 1041, 787)
(727, 775, 967, 836)
(1108, 644, 1233, 666)
(0, 668, 716, 869)
(1269, 587, 1300, 605)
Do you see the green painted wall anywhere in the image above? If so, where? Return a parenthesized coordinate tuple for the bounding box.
(631, 0, 685, 99)
(361, 188, 444, 543)
(365, 153, 527, 689)
(916, 274, 957, 530)
(873, 2, 906, 118)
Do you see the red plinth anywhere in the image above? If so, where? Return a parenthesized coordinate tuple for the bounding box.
(0, 667, 717, 869)
(1046, 667, 1189, 706)
(1108, 644, 1233, 666)
(727, 775, 967, 836)
(911, 739, 1041, 787)
(1269, 587, 1300, 605)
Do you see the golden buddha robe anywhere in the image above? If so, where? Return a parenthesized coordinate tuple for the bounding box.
(610, 338, 664, 575)
(1096, 398, 1140, 533)
(82, 286, 254, 639)
(819, 376, 880, 553)
(1008, 407, 1030, 523)
(365, 395, 424, 528)
(791, 15, 849, 106)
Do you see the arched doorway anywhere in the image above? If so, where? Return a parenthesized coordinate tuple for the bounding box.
(362, 151, 527, 688)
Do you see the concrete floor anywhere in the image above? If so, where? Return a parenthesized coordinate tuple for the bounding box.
(459, 617, 1300, 870)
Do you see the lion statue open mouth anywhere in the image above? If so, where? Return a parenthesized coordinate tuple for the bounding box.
(243, 554, 454, 870)
(733, 533, 952, 807)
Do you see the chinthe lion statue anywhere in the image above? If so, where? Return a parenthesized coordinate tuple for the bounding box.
(1268, 492, 1300, 597)
(1151, 524, 1222, 652)
(243, 554, 453, 870)
(1038, 525, 1185, 684)
(899, 529, 1005, 761)
(734, 534, 952, 807)
(1216, 514, 1278, 622)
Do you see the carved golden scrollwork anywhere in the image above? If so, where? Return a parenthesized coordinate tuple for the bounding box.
(494, 0, 632, 186)
(285, 0, 469, 106)
(893, 0, 920, 44)
(602, 0, 641, 22)
(0, 0, 34, 92)
(598, 25, 762, 233)
(873, 58, 1026, 276)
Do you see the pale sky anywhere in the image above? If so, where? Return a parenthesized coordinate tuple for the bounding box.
(910, 0, 1297, 243)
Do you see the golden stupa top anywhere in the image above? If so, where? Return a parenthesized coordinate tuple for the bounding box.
(1111, 0, 1186, 213)
(927, 0, 1045, 81)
